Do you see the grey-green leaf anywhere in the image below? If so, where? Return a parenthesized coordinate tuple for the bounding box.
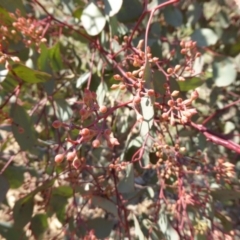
(54, 98, 73, 122)
(81, 2, 106, 36)
(191, 28, 218, 47)
(104, 0, 123, 17)
(13, 196, 34, 229)
(0, 175, 9, 203)
(92, 196, 118, 217)
(10, 104, 37, 151)
(213, 58, 237, 87)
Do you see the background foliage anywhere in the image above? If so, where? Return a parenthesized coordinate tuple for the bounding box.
(1, 0, 240, 239)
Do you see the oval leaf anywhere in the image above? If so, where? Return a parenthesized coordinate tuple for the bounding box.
(178, 77, 204, 91)
(13, 196, 34, 229)
(30, 214, 48, 239)
(164, 7, 183, 27)
(191, 28, 218, 47)
(81, 2, 106, 36)
(104, 0, 123, 17)
(10, 63, 51, 83)
(213, 58, 237, 87)
(0, 175, 9, 203)
(10, 104, 37, 151)
(92, 196, 118, 217)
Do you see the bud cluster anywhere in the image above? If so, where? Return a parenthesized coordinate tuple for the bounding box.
(214, 159, 235, 183)
(161, 90, 199, 125)
(52, 88, 121, 166)
(167, 40, 201, 82)
(0, 9, 47, 67)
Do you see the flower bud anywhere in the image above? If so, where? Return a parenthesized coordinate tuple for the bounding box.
(92, 139, 100, 148)
(72, 158, 81, 169)
(55, 153, 65, 163)
(66, 150, 76, 161)
(191, 90, 199, 100)
(80, 128, 90, 136)
(99, 106, 107, 114)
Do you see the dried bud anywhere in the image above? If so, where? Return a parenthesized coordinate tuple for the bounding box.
(52, 120, 62, 129)
(147, 89, 155, 96)
(18, 127, 24, 134)
(104, 129, 111, 136)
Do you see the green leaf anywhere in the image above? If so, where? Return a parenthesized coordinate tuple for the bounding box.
(92, 196, 118, 217)
(164, 6, 183, 27)
(38, 44, 51, 72)
(48, 195, 68, 223)
(30, 214, 48, 239)
(158, 212, 180, 240)
(81, 2, 106, 36)
(10, 104, 37, 151)
(0, 175, 9, 203)
(178, 77, 204, 91)
(96, 81, 108, 106)
(0, 224, 27, 240)
(117, 0, 143, 23)
(54, 98, 73, 122)
(52, 186, 73, 198)
(2, 165, 24, 189)
(133, 214, 145, 240)
(10, 63, 51, 83)
(49, 42, 63, 71)
(0, 0, 26, 14)
(0, 5, 14, 25)
(191, 28, 218, 47)
(211, 189, 240, 201)
(118, 163, 134, 194)
(140, 59, 154, 136)
(104, 0, 123, 17)
(140, 96, 154, 136)
(87, 218, 114, 238)
(13, 196, 34, 229)
(215, 211, 233, 232)
(212, 58, 237, 87)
